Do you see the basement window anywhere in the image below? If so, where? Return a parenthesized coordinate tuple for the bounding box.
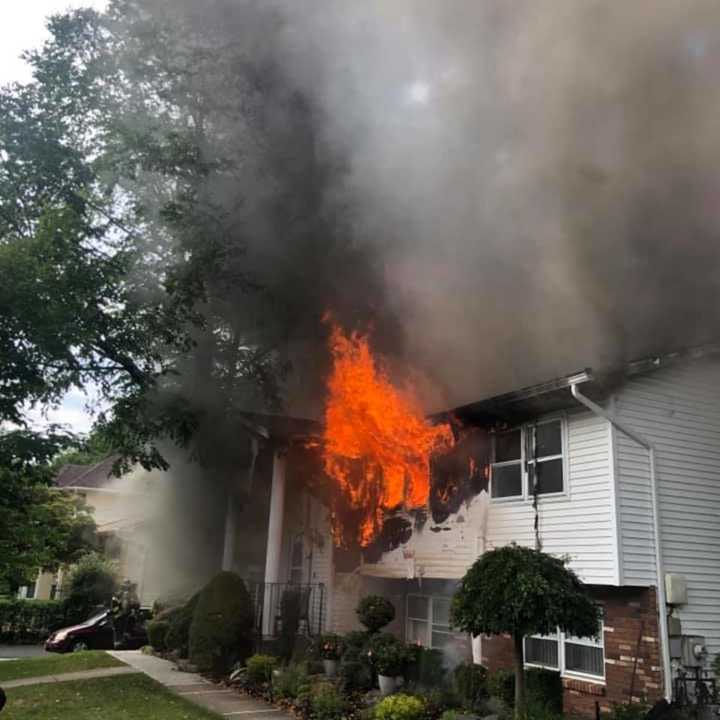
(406, 595, 458, 651)
(525, 618, 604, 680)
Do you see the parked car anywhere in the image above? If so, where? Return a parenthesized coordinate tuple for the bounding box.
(45, 609, 150, 653)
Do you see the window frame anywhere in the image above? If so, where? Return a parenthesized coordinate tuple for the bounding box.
(524, 618, 605, 683)
(489, 415, 568, 503)
(406, 594, 455, 650)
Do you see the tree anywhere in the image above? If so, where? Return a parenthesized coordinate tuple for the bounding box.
(451, 545, 599, 715)
(63, 553, 118, 622)
(0, 431, 97, 590)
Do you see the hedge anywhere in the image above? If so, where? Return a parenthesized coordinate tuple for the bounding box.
(0, 599, 69, 643)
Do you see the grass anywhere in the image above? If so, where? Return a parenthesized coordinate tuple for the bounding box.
(0, 651, 125, 682)
(2, 673, 223, 719)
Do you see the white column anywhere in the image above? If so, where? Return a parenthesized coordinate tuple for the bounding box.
(262, 449, 287, 636)
(221, 490, 237, 572)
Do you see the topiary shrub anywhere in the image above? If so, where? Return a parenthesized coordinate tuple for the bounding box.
(368, 632, 407, 677)
(147, 619, 171, 651)
(453, 662, 487, 709)
(357, 595, 396, 633)
(165, 592, 200, 658)
(374, 693, 426, 720)
(246, 654, 279, 686)
(311, 681, 347, 720)
(188, 571, 254, 675)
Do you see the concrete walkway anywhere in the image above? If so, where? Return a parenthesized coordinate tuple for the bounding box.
(110, 651, 289, 719)
(3, 665, 138, 689)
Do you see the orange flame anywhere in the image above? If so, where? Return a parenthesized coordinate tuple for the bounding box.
(322, 322, 454, 546)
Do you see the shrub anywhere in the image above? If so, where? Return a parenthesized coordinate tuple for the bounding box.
(147, 619, 171, 651)
(405, 645, 446, 688)
(311, 681, 347, 720)
(606, 702, 650, 720)
(165, 592, 200, 657)
(63, 553, 118, 623)
(246, 654, 279, 685)
(713, 653, 720, 678)
(318, 633, 344, 660)
(369, 633, 407, 677)
(188, 572, 254, 675)
(453, 662, 487, 709)
(374, 693, 426, 720)
(342, 630, 371, 661)
(0, 599, 67, 643)
(340, 658, 374, 693)
(357, 595, 396, 633)
(273, 662, 308, 699)
(487, 668, 562, 713)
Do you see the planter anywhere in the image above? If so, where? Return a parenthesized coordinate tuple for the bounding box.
(378, 674, 397, 696)
(323, 659, 338, 678)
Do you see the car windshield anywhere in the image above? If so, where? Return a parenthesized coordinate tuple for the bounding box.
(85, 611, 108, 624)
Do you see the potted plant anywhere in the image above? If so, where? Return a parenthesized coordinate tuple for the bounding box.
(368, 633, 407, 696)
(318, 633, 343, 677)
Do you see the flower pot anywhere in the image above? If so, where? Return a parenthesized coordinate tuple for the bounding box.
(323, 659, 338, 678)
(378, 674, 396, 696)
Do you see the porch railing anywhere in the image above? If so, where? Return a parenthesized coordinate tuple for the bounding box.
(246, 581, 326, 638)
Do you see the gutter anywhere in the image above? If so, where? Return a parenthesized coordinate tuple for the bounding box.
(570, 382, 672, 703)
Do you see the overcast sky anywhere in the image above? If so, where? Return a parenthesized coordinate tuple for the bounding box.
(0, 1, 107, 87)
(3, 3, 107, 433)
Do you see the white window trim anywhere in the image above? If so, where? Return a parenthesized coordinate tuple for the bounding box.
(490, 415, 569, 503)
(524, 621, 605, 683)
(406, 594, 453, 649)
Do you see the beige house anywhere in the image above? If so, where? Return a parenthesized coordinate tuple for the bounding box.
(19, 457, 158, 605)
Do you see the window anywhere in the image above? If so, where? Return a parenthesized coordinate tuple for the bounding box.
(25, 582, 36, 600)
(525, 618, 604, 680)
(490, 419, 565, 500)
(406, 595, 458, 651)
(491, 429, 522, 498)
(526, 420, 564, 496)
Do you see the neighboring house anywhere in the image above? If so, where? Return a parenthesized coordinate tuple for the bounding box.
(20, 456, 159, 606)
(228, 346, 720, 716)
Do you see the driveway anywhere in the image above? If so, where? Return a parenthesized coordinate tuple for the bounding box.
(0, 644, 50, 660)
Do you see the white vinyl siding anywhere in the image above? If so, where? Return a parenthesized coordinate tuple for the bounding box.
(613, 358, 720, 659)
(486, 410, 618, 585)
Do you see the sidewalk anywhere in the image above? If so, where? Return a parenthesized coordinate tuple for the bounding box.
(3, 665, 138, 689)
(110, 651, 289, 719)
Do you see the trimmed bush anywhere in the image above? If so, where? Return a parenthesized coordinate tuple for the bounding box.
(339, 658, 374, 693)
(165, 593, 200, 657)
(311, 681, 347, 720)
(357, 595, 396, 633)
(246, 654, 279, 685)
(147, 619, 171, 651)
(405, 645, 446, 688)
(374, 693, 426, 720)
(0, 599, 67, 643)
(368, 632, 407, 676)
(453, 662, 487, 709)
(63, 553, 118, 623)
(188, 572, 254, 675)
(487, 667, 562, 713)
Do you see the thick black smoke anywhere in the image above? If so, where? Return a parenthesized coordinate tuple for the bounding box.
(120, 0, 720, 413)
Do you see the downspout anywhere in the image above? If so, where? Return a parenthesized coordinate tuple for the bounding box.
(570, 383, 671, 702)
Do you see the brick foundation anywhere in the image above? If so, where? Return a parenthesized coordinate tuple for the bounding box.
(480, 586, 664, 717)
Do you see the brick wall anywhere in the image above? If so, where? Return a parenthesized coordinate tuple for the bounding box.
(480, 585, 664, 718)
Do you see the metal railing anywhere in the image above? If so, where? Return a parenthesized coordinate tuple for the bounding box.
(246, 581, 325, 638)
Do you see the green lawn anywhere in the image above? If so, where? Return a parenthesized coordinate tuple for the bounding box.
(0, 651, 124, 682)
(2, 674, 222, 719)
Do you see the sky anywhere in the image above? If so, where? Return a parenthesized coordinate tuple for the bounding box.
(3, 2, 106, 434)
(0, 1, 107, 87)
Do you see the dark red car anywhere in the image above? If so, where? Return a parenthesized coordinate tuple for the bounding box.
(45, 609, 149, 653)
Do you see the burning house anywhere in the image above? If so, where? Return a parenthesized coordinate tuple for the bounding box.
(219, 334, 720, 717)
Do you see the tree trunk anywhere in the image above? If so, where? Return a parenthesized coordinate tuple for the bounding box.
(513, 633, 526, 718)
